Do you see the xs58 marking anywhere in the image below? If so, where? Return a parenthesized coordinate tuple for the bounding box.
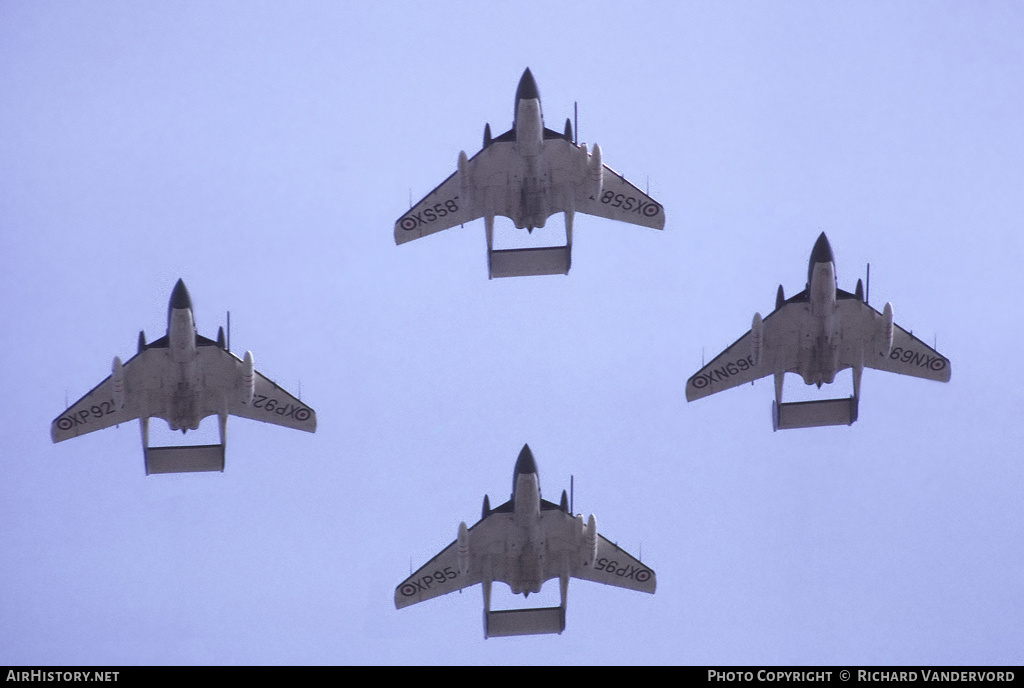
(400, 198, 460, 231)
(599, 190, 661, 218)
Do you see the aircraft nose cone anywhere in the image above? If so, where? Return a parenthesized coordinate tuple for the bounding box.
(170, 279, 192, 311)
(514, 443, 537, 476)
(516, 68, 539, 101)
(810, 232, 834, 265)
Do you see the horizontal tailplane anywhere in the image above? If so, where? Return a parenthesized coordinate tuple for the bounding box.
(772, 396, 858, 431)
(489, 246, 571, 278)
(145, 443, 225, 474)
(485, 606, 565, 638)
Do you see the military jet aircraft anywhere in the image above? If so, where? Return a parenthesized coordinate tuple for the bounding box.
(51, 279, 316, 474)
(685, 233, 951, 430)
(395, 444, 655, 637)
(394, 68, 665, 278)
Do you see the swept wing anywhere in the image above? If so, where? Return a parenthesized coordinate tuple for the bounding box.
(51, 351, 151, 442)
(227, 367, 317, 432)
(396, 144, 663, 244)
(575, 163, 665, 230)
(395, 521, 487, 609)
(835, 298, 951, 381)
(573, 534, 656, 594)
(687, 291, 951, 402)
(394, 164, 481, 245)
(684, 294, 809, 401)
(52, 342, 315, 441)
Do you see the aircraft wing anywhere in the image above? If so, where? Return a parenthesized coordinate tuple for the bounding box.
(395, 160, 484, 245)
(836, 299, 951, 382)
(686, 294, 814, 402)
(395, 524, 486, 610)
(686, 329, 762, 402)
(870, 324, 951, 381)
(573, 534, 656, 594)
(51, 351, 153, 442)
(227, 366, 317, 432)
(575, 164, 665, 230)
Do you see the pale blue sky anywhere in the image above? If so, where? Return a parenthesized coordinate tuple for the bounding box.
(1, 1, 1022, 665)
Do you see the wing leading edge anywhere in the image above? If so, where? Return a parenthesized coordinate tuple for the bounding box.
(395, 522, 487, 610)
(394, 161, 482, 245)
(52, 344, 316, 443)
(395, 506, 655, 610)
(685, 299, 804, 402)
(687, 290, 951, 403)
(573, 534, 656, 594)
(575, 163, 665, 230)
(396, 147, 665, 245)
(836, 298, 951, 382)
(51, 350, 150, 442)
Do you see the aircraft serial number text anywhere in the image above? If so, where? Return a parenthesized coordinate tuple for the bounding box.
(55, 400, 117, 431)
(888, 346, 947, 372)
(400, 567, 458, 597)
(399, 198, 460, 231)
(250, 395, 313, 422)
(691, 355, 757, 390)
(594, 557, 651, 583)
(599, 191, 661, 218)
